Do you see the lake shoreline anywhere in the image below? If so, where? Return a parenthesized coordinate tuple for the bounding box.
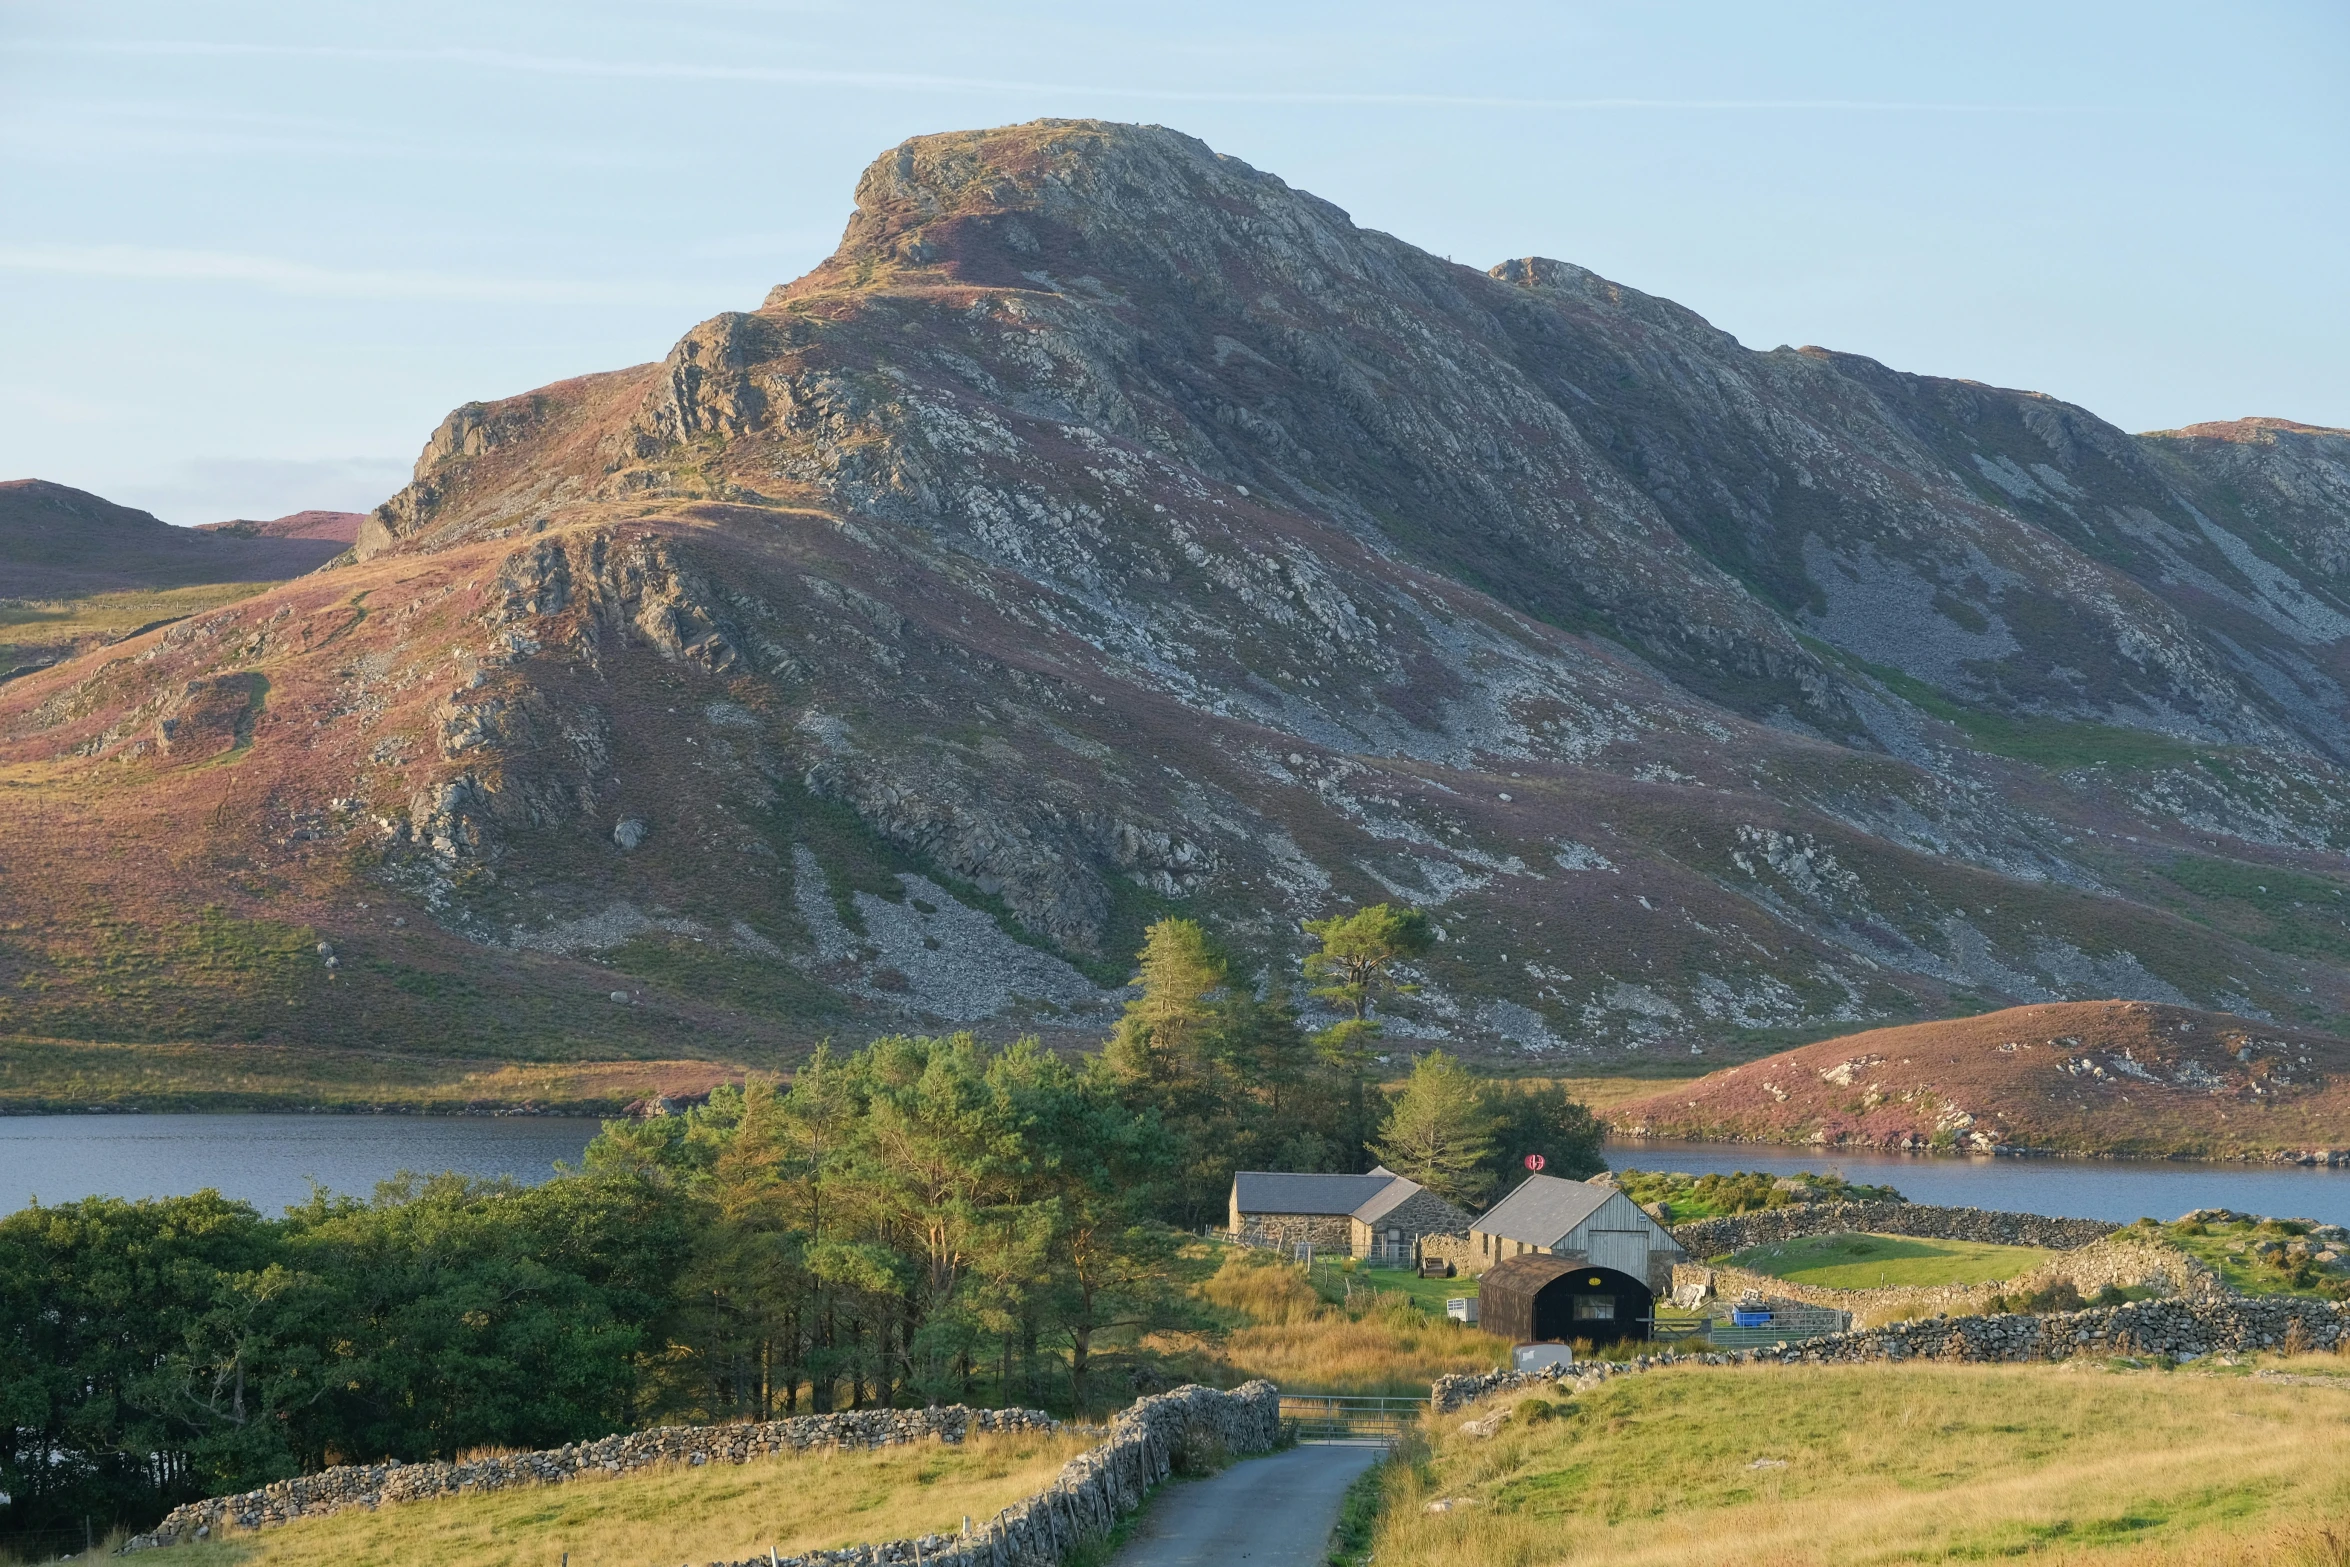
(0, 1036, 747, 1119)
(1607, 1134, 2350, 1167)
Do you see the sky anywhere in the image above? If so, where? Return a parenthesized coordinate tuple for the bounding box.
(2, 1, 2344, 526)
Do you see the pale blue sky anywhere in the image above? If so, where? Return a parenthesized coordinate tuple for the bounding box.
(3, 1, 2343, 524)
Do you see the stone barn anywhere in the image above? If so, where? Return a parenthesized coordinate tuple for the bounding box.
(1228, 1168, 1471, 1260)
(1466, 1173, 1686, 1303)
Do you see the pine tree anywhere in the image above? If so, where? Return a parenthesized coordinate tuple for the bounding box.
(1103, 917, 1227, 1093)
(1370, 1051, 1496, 1206)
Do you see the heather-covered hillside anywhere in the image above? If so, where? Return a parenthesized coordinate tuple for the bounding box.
(1610, 1001, 2350, 1158)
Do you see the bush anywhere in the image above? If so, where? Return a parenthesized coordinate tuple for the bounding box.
(1990, 1280, 2091, 1315)
(1615, 1168, 1904, 1220)
(1174, 1423, 1231, 1476)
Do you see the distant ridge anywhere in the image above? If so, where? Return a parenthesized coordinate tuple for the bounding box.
(199, 509, 365, 545)
(1, 480, 350, 595)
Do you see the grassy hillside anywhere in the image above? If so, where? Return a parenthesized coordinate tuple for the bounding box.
(131, 1429, 1090, 1567)
(1610, 999, 2350, 1158)
(1373, 1360, 2350, 1566)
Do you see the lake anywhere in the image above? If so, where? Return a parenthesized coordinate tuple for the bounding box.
(0, 1114, 600, 1217)
(6, 1116, 2349, 1227)
(1609, 1138, 2350, 1228)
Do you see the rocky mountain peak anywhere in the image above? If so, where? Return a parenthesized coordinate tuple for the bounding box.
(782, 118, 1388, 306)
(14, 121, 2350, 1074)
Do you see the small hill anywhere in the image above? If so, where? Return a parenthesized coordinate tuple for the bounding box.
(1608, 1000, 2350, 1158)
(2, 480, 351, 595)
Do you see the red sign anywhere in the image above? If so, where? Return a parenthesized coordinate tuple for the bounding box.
(1523, 1153, 1546, 1172)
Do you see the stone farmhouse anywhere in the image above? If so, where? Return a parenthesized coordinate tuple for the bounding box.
(1227, 1168, 1471, 1260)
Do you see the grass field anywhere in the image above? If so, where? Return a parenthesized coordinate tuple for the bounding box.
(130, 1429, 1092, 1567)
(1725, 1232, 2053, 1289)
(1374, 1359, 2350, 1566)
(0, 582, 279, 668)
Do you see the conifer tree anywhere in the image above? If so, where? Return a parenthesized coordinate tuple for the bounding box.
(1370, 1051, 1496, 1206)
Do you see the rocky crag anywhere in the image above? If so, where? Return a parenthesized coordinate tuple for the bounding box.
(10, 120, 2350, 1081)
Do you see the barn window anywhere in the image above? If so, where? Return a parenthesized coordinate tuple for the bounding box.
(1573, 1297, 1616, 1321)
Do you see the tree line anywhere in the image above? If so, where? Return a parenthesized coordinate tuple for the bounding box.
(0, 906, 1600, 1544)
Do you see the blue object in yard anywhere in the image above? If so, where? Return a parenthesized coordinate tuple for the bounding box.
(1732, 1307, 1774, 1327)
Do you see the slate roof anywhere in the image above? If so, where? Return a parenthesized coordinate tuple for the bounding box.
(1471, 1173, 1624, 1247)
(1351, 1177, 1431, 1226)
(1232, 1168, 1415, 1219)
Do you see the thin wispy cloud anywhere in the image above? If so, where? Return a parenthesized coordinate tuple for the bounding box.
(29, 39, 2106, 114)
(0, 243, 692, 306)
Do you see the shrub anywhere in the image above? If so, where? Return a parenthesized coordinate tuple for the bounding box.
(1174, 1423, 1231, 1476)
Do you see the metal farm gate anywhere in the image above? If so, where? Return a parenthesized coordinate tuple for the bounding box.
(1278, 1392, 1426, 1443)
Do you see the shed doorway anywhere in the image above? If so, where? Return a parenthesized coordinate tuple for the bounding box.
(1477, 1256, 1657, 1348)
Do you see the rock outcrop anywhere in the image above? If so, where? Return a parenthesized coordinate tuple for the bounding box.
(11, 121, 2350, 1074)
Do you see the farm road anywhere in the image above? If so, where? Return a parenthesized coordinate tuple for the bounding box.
(1109, 1442, 1381, 1565)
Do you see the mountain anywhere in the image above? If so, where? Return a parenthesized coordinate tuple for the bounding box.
(199, 510, 366, 547)
(1607, 1000, 2350, 1159)
(1, 481, 351, 596)
(8, 119, 2350, 1094)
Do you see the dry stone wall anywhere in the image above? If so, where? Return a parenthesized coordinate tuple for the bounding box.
(123, 1384, 1282, 1567)
(122, 1406, 1058, 1552)
(1670, 1201, 2117, 1258)
(1432, 1294, 2349, 1412)
(1673, 1233, 2220, 1325)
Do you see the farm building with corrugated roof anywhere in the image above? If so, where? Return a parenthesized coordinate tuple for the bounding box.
(1468, 1174, 1686, 1343)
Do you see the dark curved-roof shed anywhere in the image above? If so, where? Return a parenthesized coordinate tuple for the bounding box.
(1478, 1253, 1652, 1347)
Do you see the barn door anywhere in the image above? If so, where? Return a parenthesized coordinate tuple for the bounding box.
(1587, 1228, 1650, 1274)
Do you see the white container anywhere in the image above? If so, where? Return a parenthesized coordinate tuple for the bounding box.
(1446, 1297, 1479, 1324)
(1513, 1343, 1575, 1373)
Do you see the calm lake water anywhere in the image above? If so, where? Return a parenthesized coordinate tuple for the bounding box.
(6, 1117, 2349, 1227)
(1609, 1139, 2350, 1228)
(0, 1114, 599, 1217)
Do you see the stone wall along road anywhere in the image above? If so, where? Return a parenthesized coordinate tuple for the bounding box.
(125, 1406, 1060, 1551)
(126, 1383, 1283, 1567)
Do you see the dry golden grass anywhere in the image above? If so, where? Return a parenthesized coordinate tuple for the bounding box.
(1168, 1252, 1506, 1396)
(1519, 1075, 1710, 1110)
(1377, 1360, 2350, 1566)
(134, 1429, 1091, 1567)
